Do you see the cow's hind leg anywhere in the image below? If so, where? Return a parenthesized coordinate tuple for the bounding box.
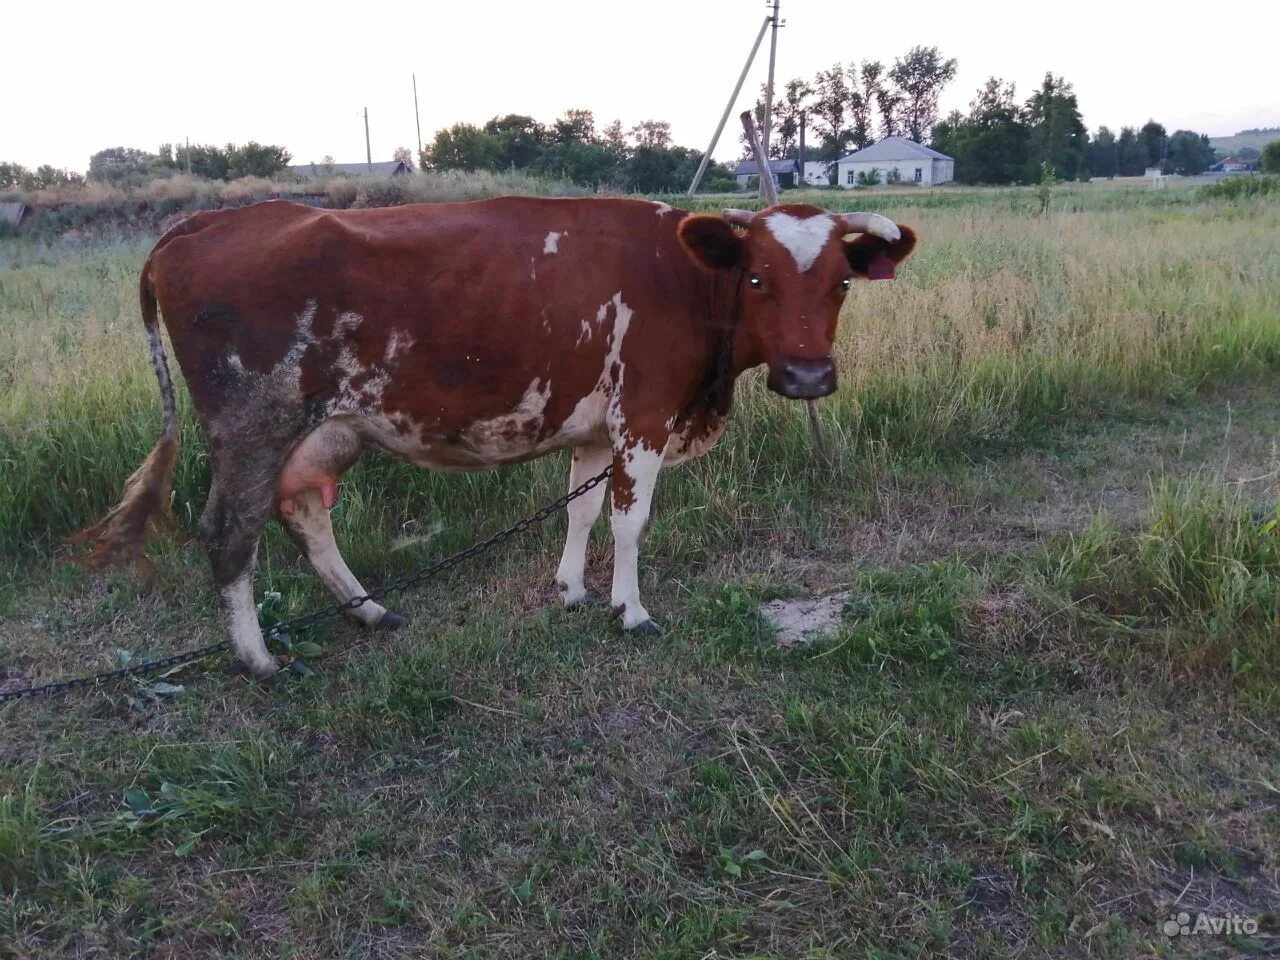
(279, 487, 401, 629)
(277, 419, 404, 629)
(554, 446, 611, 606)
(201, 457, 287, 679)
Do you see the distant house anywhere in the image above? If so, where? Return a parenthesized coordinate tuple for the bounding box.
(289, 160, 412, 181)
(1211, 156, 1252, 173)
(835, 137, 954, 188)
(802, 161, 832, 187)
(733, 158, 800, 189)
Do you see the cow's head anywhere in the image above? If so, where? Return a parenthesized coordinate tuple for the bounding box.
(677, 204, 916, 398)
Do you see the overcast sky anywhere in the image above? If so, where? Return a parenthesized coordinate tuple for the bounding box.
(4, 0, 1275, 173)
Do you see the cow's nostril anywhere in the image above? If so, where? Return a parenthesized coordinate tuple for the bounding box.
(767, 358, 837, 399)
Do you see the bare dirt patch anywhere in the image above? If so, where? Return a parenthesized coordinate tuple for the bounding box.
(759, 591, 852, 647)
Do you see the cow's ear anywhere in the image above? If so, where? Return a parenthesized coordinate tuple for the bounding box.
(844, 224, 917, 281)
(678, 215, 744, 272)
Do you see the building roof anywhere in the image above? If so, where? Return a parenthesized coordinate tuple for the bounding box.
(836, 137, 952, 164)
(289, 160, 410, 180)
(733, 158, 800, 176)
(0, 202, 26, 228)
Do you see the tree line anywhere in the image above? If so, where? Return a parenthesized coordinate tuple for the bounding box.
(746, 45, 958, 160)
(753, 47, 1223, 183)
(934, 76, 1217, 182)
(0, 142, 293, 192)
(418, 109, 737, 192)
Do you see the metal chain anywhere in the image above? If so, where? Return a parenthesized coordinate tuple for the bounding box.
(0, 465, 613, 704)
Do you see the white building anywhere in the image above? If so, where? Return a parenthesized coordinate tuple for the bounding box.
(835, 137, 955, 188)
(802, 161, 832, 186)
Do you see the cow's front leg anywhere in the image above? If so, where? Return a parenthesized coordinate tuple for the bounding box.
(554, 446, 612, 606)
(609, 438, 665, 634)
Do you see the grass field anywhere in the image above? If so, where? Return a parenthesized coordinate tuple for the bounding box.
(1, 180, 1278, 958)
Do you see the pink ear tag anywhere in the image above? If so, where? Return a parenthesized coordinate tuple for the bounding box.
(868, 255, 896, 281)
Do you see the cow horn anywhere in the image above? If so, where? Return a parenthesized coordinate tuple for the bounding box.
(722, 208, 756, 226)
(839, 212, 901, 242)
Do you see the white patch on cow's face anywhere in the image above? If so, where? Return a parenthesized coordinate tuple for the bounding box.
(763, 212, 836, 273)
(652, 201, 672, 216)
(544, 231, 564, 254)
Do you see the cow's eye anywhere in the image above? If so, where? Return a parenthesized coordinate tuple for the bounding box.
(748, 274, 763, 289)
(840, 277, 853, 291)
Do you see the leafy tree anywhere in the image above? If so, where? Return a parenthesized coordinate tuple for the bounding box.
(1087, 126, 1118, 178)
(931, 78, 1028, 184)
(772, 78, 813, 157)
(0, 162, 30, 189)
(888, 45, 958, 143)
(600, 119, 628, 155)
(88, 146, 155, 182)
(1117, 127, 1148, 176)
(747, 78, 813, 158)
(1034, 161, 1058, 215)
(810, 63, 849, 158)
(1260, 140, 1280, 173)
(532, 139, 620, 185)
(392, 146, 415, 170)
(420, 123, 503, 171)
(226, 142, 291, 179)
(178, 143, 231, 180)
(484, 114, 548, 168)
(1165, 130, 1215, 175)
(31, 165, 78, 189)
(876, 86, 903, 139)
(1023, 73, 1087, 181)
(629, 120, 672, 149)
(1140, 120, 1167, 169)
(552, 109, 596, 145)
(623, 144, 696, 192)
(850, 60, 884, 148)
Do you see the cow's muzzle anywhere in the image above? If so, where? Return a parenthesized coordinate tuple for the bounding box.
(768, 357, 837, 399)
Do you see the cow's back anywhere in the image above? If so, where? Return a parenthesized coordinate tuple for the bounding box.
(148, 197, 720, 468)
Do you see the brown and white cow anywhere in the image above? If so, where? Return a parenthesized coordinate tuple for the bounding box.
(75, 197, 915, 676)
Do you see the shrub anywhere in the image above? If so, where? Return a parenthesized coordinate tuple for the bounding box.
(325, 177, 359, 208)
(1198, 174, 1280, 201)
(352, 176, 412, 208)
(221, 176, 277, 203)
(1261, 140, 1280, 174)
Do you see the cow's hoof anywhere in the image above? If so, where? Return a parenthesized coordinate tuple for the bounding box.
(231, 654, 287, 680)
(375, 610, 408, 630)
(628, 618, 663, 637)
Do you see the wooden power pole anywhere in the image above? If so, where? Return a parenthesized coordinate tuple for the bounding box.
(762, 0, 781, 159)
(413, 74, 422, 155)
(364, 107, 372, 171)
(686, 15, 772, 195)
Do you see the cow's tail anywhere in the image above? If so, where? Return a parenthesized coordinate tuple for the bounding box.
(68, 261, 180, 570)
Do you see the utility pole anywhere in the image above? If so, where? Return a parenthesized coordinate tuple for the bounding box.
(413, 74, 422, 156)
(762, 0, 781, 159)
(364, 107, 372, 172)
(686, 15, 772, 195)
(797, 111, 805, 186)
(185, 137, 191, 175)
